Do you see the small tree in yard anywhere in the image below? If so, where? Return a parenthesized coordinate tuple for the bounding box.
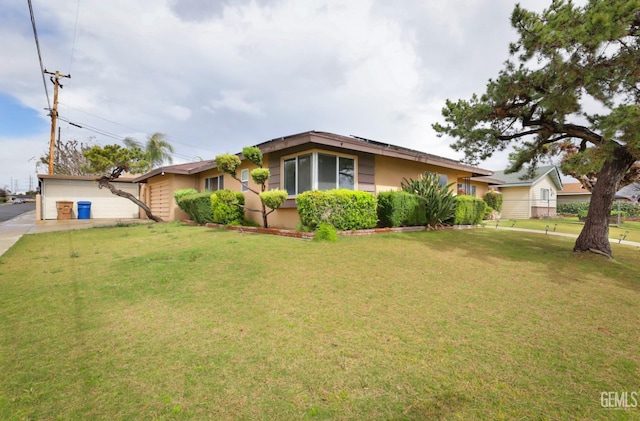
(215, 147, 287, 228)
(83, 144, 163, 222)
(433, 0, 640, 258)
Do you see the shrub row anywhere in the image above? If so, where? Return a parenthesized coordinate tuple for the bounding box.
(453, 195, 487, 225)
(376, 191, 426, 227)
(484, 191, 503, 212)
(176, 186, 490, 231)
(296, 189, 378, 231)
(560, 201, 639, 218)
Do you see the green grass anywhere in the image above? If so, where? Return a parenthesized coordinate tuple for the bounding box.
(1, 223, 639, 420)
(492, 217, 640, 242)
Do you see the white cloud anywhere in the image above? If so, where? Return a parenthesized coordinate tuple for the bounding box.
(0, 0, 554, 189)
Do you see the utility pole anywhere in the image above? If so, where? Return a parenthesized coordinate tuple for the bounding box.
(44, 70, 70, 175)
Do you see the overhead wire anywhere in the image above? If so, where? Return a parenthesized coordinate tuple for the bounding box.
(56, 115, 201, 162)
(58, 102, 219, 154)
(27, 0, 51, 111)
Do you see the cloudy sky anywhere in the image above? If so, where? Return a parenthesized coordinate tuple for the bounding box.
(1, 0, 550, 193)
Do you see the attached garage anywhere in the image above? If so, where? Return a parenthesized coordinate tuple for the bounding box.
(148, 180, 171, 221)
(38, 175, 141, 220)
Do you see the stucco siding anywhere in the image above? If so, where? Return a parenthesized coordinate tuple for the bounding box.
(374, 155, 472, 194)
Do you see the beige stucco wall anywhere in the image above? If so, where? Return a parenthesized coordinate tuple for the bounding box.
(374, 155, 479, 194)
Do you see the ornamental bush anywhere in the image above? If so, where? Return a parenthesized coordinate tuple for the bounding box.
(376, 191, 426, 227)
(211, 189, 245, 225)
(174, 188, 198, 209)
(259, 189, 288, 210)
(296, 189, 378, 231)
(484, 191, 503, 212)
(453, 195, 487, 225)
(177, 192, 214, 224)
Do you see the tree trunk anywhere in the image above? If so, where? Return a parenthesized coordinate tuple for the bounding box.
(574, 146, 636, 257)
(97, 177, 163, 222)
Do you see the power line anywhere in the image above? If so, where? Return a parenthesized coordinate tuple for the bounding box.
(58, 102, 219, 154)
(56, 116, 198, 162)
(27, 0, 51, 111)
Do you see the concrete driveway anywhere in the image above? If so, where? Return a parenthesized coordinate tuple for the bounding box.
(0, 209, 150, 256)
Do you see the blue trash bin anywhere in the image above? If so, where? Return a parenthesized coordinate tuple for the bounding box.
(77, 201, 92, 219)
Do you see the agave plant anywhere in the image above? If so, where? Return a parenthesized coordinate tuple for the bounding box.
(401, 173, 456, 228)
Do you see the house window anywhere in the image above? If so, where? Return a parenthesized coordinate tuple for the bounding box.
(241, 169, 249, 192)
(426, 172, 448, 186)
(205, 175, 224, 191)
(283, 152, 355, 196)
(457, 183, 477, 196)
(541, 188, 550, 201)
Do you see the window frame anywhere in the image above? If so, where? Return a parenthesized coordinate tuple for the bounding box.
(204, 175, 224, 191)
(541, 188, 550, 201)
(282, 150, 356, 197)
(240, 169, 249, 192)
(457, 183, 477, 197)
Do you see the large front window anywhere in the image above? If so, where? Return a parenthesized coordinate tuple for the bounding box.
(284, 152, 355, 195)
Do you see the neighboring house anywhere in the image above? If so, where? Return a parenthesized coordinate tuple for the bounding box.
(478, 165, 563, 219)
(615, 182, 640, 203)
(37, 174, 141, 220)
(133, 130, 494, 229)
(558, 182, 592, 204)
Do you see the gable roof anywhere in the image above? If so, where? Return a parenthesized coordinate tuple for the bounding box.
(134, 130, 493, 182)
(480, 165, 563, 190)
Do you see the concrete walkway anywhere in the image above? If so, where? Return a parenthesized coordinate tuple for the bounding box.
(488, 225, 640, 248)
(0, 210, 149, 256)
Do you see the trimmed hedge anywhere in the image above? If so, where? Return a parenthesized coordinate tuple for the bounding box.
(377, 191, 426, 227)
(211, 189, 245, 225)
(557, 201, 590, 215)
(260, 189, 288, 210)
(484, 191, 503, 212)
(453, 195, 487, 225)
(174, 188, 198, 206)
(177, 192, 214, 224)
(560, 201, 640, 218)
(296, 189, 378, 231)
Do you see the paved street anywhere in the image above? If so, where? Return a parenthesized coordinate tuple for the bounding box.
(0, 202, 36, 223)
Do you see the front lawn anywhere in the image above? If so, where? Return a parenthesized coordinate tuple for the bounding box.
(1, 224, 639, 420)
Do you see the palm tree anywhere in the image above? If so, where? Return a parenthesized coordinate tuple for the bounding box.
(122, 132, 174, 170)
(145, 132, 174, 168)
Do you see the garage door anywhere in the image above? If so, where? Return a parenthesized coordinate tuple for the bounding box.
(42, 179, 140, 220)
(149, 181, 171, 221)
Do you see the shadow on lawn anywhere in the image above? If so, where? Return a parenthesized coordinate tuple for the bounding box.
(389, 229, 640, 293)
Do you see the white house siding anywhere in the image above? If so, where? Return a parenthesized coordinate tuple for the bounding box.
(530, 175, 558, 218)
(500, 186, 531, 219)
(42, 179, 140, 220)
